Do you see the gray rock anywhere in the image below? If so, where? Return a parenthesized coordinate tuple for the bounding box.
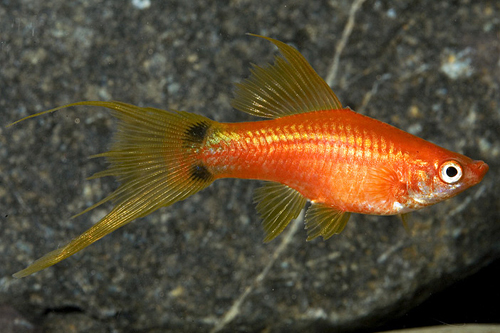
(0, 0, 498, 332)
(0, 305, 36, 333)
(377, 324, 500, 333)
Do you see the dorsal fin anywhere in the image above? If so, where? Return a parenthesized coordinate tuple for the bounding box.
(305, 203, 351, 241)
(231, 34, 343, 119)
(253, 182, 307, 242)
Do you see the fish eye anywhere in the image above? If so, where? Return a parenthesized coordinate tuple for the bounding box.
(439, 160, 463, 184)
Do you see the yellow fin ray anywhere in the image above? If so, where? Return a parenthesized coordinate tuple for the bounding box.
(305, 203, 351, 241)
(14, 182, 169, 278)
(399, 212, 411, 234)
(12, 101, 215, 277)
(253, 182, 307, 242)
(231, 34, 343, 119)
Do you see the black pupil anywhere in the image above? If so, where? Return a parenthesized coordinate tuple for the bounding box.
(446, 166, 458, 178)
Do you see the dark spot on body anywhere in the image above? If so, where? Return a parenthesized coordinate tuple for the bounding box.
(184, 121, 210, 145)
(191, 164, 212, 182)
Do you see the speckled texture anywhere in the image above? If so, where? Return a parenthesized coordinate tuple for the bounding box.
(0, 1, 499, 332)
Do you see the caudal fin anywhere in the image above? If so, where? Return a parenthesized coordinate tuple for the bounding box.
(12, 101, 215, 278)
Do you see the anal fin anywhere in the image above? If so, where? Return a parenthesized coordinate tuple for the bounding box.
(305, 203, 351, 241)
(254, 182, 307, 242)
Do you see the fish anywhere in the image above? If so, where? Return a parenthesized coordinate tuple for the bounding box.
(9, 34, 488, 278)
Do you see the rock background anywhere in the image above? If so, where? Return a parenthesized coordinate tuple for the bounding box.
(0, 1, 499, 332)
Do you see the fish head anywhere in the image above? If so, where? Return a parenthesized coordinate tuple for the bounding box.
(408, 153, 488, 209)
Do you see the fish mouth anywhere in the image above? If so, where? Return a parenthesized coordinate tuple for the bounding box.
(470, 160, 489, 182)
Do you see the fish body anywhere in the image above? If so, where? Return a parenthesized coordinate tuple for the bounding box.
(204, 110, 486, 216)
(9, 35, 488, 278)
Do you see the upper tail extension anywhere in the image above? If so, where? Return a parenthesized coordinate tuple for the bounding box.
(12, 101, 215, 278)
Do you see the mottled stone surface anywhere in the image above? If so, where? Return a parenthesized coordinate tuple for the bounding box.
(379, 325, 500, 333)
(0, 305, 35, 333)
(0, 1, 499, 332)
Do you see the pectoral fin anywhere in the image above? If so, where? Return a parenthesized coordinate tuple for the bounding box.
(305, 203, 351, 241)
(253, 182, 307, 242)
(399, 212, 411, 234)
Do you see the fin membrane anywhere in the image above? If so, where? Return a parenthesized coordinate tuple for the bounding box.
(305, 203, 351, 241)
(12, 101, 215, 278)
(231, 34, 343, 119)
(364, 165, 406, 206)
(399, 212, 411, 234)
(254, 182, 307, 242)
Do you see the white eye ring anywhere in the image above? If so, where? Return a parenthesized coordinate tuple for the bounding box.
(439, 161, 463, 184)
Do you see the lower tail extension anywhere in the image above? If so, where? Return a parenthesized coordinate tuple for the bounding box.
(11, 101, 215, 278)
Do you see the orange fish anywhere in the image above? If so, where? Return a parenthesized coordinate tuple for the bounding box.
(9, 35, 488, 278)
